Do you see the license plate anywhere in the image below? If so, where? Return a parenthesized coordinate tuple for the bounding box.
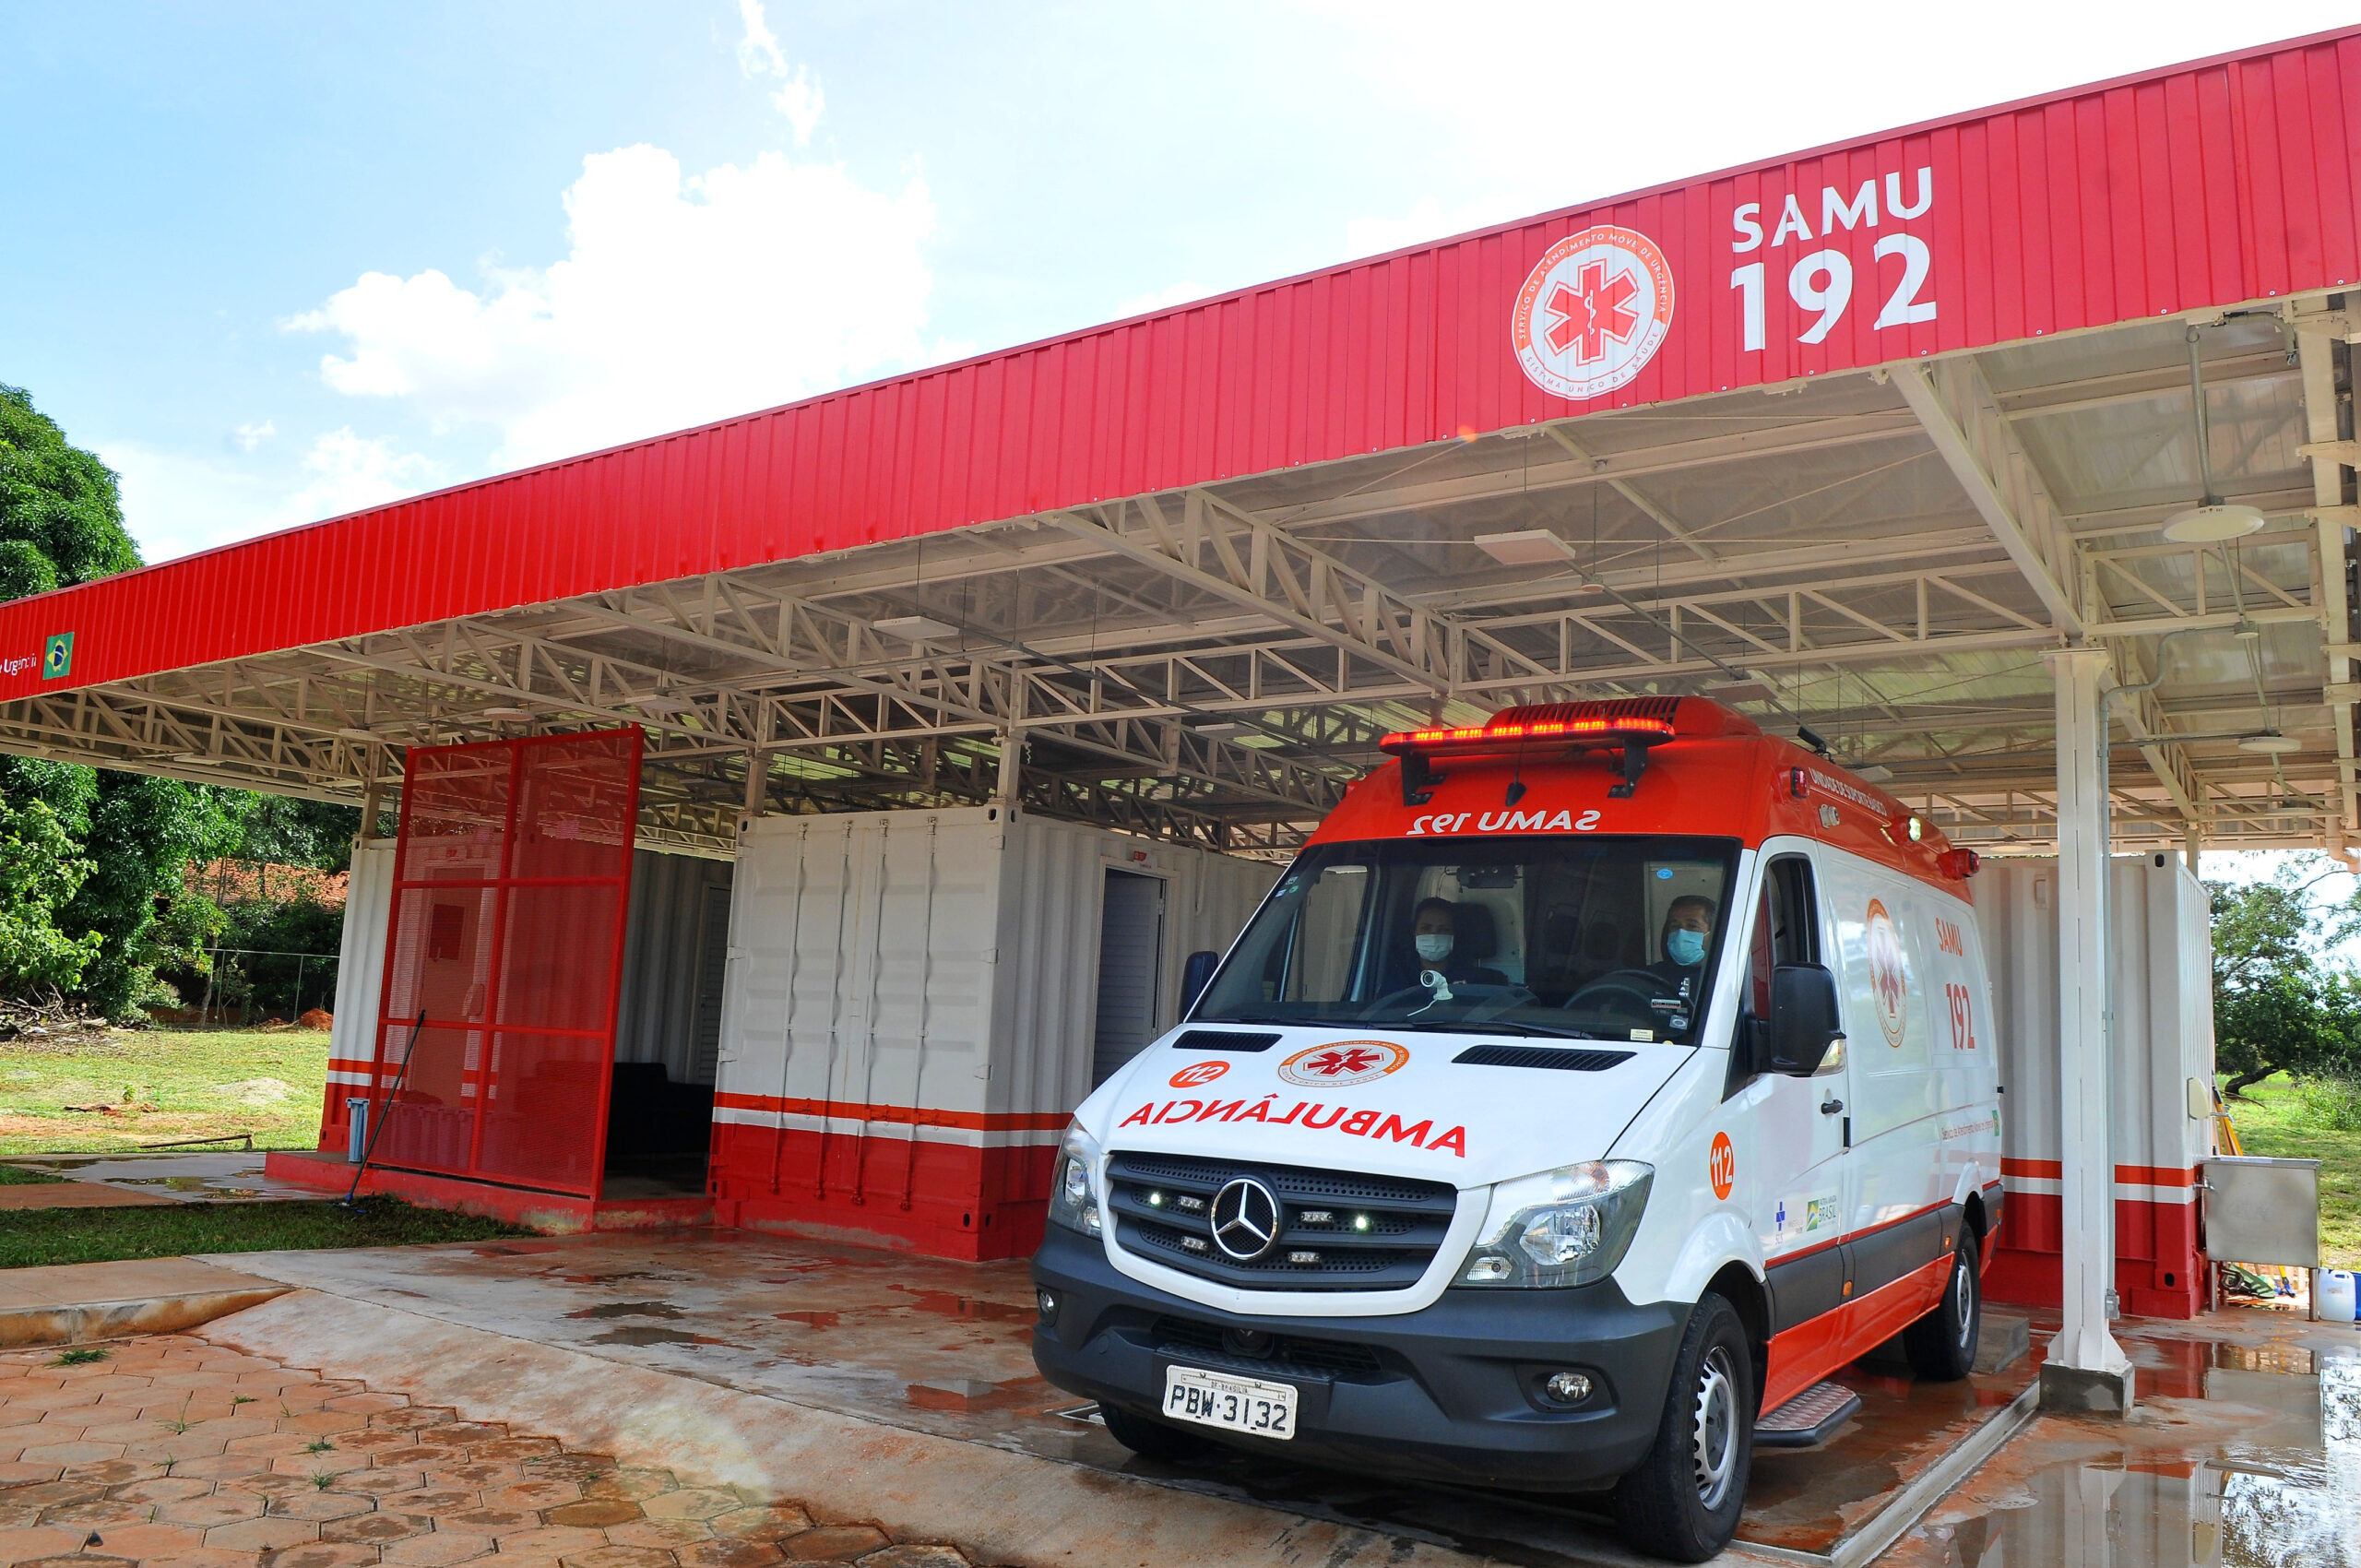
(1161, 1365, 1297, 1440)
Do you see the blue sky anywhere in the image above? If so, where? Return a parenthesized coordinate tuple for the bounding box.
(3, 2, 2355, 564)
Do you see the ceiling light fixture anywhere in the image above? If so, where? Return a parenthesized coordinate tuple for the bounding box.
(874, 614, 959, 642)
(2161, 327, 2267, 543)
(2237, 732, 2302, 754)
(483, 706, 531, 720)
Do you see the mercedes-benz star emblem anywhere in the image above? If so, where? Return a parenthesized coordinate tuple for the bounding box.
(1210, 1178, 1281, 1262)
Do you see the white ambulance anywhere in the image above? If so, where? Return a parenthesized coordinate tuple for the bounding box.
(1030, 697, 2003, 1562)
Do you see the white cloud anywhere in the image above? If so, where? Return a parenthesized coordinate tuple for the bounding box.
(290, 144, 936, 471)
(232, 419, 276, 453)
(736, 0, 823, 146)
(279, 429, 437, 524)
(101, 430, 436, 563)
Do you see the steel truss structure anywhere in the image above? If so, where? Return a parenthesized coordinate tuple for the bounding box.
(0, 300, 2350, 861)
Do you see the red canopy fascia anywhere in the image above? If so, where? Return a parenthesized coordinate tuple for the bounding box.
(6, 26, 2357, 701)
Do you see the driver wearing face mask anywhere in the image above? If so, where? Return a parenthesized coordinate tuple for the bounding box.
(1642, 896, 1717, 1019)
(1411, 897, 1508, 986)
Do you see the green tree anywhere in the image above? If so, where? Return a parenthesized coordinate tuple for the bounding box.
(0, 792, 102, 993)
(2210, 856, 2361, 1097)
(0, 386, 248, 1016)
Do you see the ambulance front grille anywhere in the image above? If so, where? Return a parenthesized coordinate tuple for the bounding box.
(1105, 1152, 1459, 1292)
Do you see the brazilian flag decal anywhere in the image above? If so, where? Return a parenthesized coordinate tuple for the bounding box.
(42, 633, 72, 680)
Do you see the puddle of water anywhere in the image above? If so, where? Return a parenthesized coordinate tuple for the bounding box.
(565, 1301, 685, 1321)
(887, 1285, 1037, 1324)
(774, 1311, 841, 1329)
(585, 1325, 727, 1348)
(1928, 1349, 2361, 1566)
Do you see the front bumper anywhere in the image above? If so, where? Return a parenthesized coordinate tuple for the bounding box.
(1030, 1227, 1688, 1491)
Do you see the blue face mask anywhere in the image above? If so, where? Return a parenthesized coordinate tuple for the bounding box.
(1667, 928, 1707, 968)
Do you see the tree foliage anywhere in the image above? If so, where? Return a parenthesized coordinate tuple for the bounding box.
(2209, 855, 2361, 1097)
(0, 791, 102, 993)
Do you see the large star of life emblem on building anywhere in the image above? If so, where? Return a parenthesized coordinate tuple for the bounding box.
(1278, 1039, 1409, 1087)
(1544, 261, 1641, 363)
(1512, 225, 1676, 401)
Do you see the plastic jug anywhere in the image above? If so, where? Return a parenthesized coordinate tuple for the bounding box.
(2317, 1268, 2358, 1323)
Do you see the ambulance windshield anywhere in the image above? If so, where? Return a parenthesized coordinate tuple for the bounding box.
(1193, 837, 1739, 1044)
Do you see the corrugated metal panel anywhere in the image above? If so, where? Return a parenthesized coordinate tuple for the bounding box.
(324, 839, 396, 1110)
(613, 849, 735, 1086)
(1980, 855, 2213, 1181)
(3, 30, 2355, 697)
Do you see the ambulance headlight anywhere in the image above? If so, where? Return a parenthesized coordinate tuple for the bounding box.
(1047, 1123, 1104, 1237)
(1456, 1160, 1652, 1289)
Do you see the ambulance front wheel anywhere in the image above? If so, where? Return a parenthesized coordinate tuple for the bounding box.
(1611, 1290, 1751, 1562)
(1097, 1401, 1213, 1462)
(1904, 1239, 1982, 1382)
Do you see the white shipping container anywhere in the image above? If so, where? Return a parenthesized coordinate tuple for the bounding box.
(1976, 852, 2215, 1315)
(709, 804, 1277, 1254)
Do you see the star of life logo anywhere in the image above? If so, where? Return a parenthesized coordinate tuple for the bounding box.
(1278, 1039, 1410, 1088)
(1511, 225, 1676, 400)
(1865, 898, 1910, 1047)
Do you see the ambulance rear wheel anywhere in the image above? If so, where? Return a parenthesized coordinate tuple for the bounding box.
(1612, 1291, 1751, 1562)
(1097, 1401, 1212, 1462)
(1904, 1239, 1981, 1381)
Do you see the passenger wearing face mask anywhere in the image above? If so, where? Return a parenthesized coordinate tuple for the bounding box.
(1640, 896, 1718, 1018)
(1409, 897, 1508, 987)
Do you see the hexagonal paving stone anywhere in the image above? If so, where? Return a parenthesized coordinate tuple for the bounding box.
(109, 1474, 217, 1504)
(0, 1526, 91, 1563)
(584, 1469, 675, 1502)
(0, 1504, 42, 1529)
(543, 1499, 640, 1528)
(171, 1453, 276, 1480)
(264, 1489, 374, 1522)
(204, 1515, 319, 1551)
(268, 1451, 374, 1477)
(485, 1525, 611, 1558)
(429, 1461, 522, 1490)
(161, 1486, 270, 1526)
(641, 1488, 742, 1522)
(231, 1473, 321, 1498)
(467, 1437, 559, 1462)
(19, 1442, 127, 1466)
(256, 1540, 384, 1568)
(606, 1518, 711, 1550)
(38, 1496, 155, 1527)
(675, 1536, 786, 1568)
(371, 1487, 480, 1517)
(520, 1454, 614, 1483)
(12, 1554, 136, 1568)
(780, 1527, 890, 1562)
(560, 1547, 681, 1568)
(374, 1445, 470, 1468)
(1, 1480, 104, 1510)
(710, 1506, 810, 1540)
(488, 1478, 581, 1510)
(380, 1529, 497, 1567)
(319, 1509, 433, 1543)
(81, 1520, 210, 1556)
(444, 1506, 540, 1535)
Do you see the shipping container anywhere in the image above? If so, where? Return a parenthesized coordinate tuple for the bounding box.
(708, 805, 1278, 1257)
(1979, 854, 2215, 1317)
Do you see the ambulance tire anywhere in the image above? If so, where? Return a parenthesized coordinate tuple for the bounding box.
(1096, 1401, 1213, 1462)
(1904, 1240, 1981, 1382)
(1612, 1291, 1752, 1563)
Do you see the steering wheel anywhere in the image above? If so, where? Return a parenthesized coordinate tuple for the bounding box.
(1564, 968, 1674, 1026)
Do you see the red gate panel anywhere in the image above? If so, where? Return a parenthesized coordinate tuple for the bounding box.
(367, 729, 642, 1196)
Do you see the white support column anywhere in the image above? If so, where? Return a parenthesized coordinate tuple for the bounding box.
(2043, 646, 2136, 1414)
(2182, 823, 2201, 876)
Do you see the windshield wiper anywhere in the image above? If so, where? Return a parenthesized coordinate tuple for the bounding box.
(1370, 1018, 1604, 1040)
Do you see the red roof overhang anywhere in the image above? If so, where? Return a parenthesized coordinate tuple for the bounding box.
(6, 26, 2358, 700)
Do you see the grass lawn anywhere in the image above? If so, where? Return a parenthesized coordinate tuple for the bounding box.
(2220, 1072, 2360, 1268)
(0, 1028, 329, 1157)
(0, 1196, 530, 1269)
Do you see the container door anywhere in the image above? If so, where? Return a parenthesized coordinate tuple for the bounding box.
(1091, 870, 1168, 1087)
(1752, 849, 1853, 1348)
(367, 729, 642, 1197)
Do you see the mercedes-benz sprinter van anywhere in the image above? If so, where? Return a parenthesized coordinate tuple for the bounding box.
(1030, 697, 2002, 1562)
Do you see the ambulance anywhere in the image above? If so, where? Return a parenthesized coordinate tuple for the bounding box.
(1029, 697, 2003, 1562)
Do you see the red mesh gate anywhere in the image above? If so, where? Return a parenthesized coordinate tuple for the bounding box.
(365, 729, 643, 1196)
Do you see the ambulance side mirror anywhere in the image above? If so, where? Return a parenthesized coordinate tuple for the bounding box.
(1180, 950, 1221, 1016)
(1764, 964, 1845, 1077)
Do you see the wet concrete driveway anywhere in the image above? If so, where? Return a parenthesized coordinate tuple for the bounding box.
(202, 1230, 2361, 1565)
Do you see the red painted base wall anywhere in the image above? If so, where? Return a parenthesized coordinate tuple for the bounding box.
(706, 1122, 1057, 1262)
(1986, 1193, 2203, 1319)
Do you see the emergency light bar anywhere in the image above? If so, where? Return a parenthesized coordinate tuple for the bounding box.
(1380, 700, 1686, 805)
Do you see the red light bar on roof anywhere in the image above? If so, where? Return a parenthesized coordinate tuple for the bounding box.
(1380, 699, 1687, 805)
